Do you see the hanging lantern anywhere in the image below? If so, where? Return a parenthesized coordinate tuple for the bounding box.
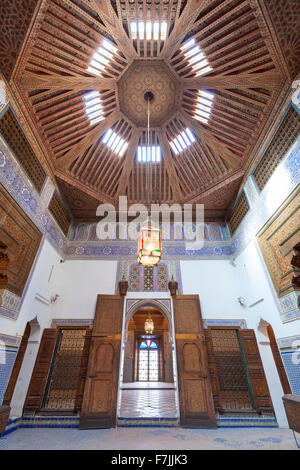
(137, 223, 162, 266)
(144, 313, 154, 335)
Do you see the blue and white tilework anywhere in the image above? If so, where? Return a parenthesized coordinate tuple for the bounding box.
(281, 350, 300, 395)
(0, 345, 17, 404)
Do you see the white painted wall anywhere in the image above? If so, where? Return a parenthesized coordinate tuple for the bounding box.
(180, 253, 296, 428)
(235, 239, 300, 339)
(180, 259, 254, 325)
(8, 237, 62, 416)
(50, 259, 118, 320)
(8, 255, 118, 417)
(1, 237, 61, 339)
(235, 239, 300, 427)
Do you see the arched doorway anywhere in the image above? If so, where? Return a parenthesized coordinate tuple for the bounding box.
(117, 299, 179, 423)
(123, 308, 174, 383)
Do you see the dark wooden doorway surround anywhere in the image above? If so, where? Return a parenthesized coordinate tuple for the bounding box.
(3, 323, 31, 406)
(173, 295, 217, 428)
(79, 295, 124, 429)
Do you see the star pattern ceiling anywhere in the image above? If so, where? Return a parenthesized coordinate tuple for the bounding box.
(3, 0, 297, 220)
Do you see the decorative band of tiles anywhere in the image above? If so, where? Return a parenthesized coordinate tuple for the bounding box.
(1, 413, 278, 436)
(203, 319, 247, 328)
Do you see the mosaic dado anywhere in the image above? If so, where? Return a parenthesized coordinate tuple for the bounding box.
(50, 319, 93, 328)
(0, 289, 21, 320)
(69, 221, 230, 242)
(0, 333, 21, 347)
(279, 291, 300, 324)
(277, 334, 300, 350)
(203, 319, 247, 329)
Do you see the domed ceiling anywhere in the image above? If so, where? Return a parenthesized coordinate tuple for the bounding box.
(6, 0, 297, 221)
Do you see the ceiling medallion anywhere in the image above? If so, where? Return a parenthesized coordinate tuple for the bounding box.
(118, 60, 177, 127)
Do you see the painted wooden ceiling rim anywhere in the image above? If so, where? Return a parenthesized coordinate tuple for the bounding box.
(7, 0, 293, 219)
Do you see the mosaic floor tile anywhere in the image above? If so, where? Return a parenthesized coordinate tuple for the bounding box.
(119, 389, 178, 418)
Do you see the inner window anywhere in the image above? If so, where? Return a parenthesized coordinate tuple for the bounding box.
(138, 337, 159, 381)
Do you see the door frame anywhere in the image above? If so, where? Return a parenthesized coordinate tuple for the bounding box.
(117, 297, 180, 418)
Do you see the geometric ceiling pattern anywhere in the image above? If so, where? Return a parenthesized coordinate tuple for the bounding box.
(3, 0, 297, 221)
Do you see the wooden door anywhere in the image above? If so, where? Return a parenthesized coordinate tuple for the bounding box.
(23, 329, 58, 414)
(79, 295, 124, 429)
(173, 295, 217, 428)
(267, 325, 291, 395)
(239, 329, 274, 414)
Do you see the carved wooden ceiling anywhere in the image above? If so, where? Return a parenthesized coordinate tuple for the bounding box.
(5, 0, 297, 220)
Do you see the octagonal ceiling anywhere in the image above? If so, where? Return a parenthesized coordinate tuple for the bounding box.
(6, 0, 296, 221)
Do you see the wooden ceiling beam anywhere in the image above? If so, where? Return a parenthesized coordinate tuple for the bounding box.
(158, 129, 184, 201)
(55, 110, 119, 170)
(185, 169, 245, 205)
(81, 0, 138, 59)
(192, 1, 251, 43)
(19, 74, 115, 92)
(179, 73, 282, 91)
(115, 128, 140, 197)
(162, 0, 238, 60)
(54, 170, 115, 206)
(179, 111, 242, 170)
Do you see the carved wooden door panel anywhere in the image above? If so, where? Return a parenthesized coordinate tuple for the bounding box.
(173, 295, 217, 428)
(79, 295, 124, 429)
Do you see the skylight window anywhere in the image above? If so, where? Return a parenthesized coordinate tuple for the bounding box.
(87, 38, 118, 76)
(102, 128, 129, 157)
(181, 38, 212, 76)
(192, 90, 214, 124)
(130, 21, 167, 41)
(83, 91, 105, 125)
(169, 128, 196, 155)
(137, 146, 161, 163)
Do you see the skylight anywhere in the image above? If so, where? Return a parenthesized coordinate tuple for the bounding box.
(83, 91, 105, 125)
(181, 38, 212, 77)
(131, 21, 167, 41)
(87, 39, 118, 76)
(192, 90, 214, 124)
(102, 128, 129, 157)
(169, 128, 196, 155)
(137, 146, 161, 163)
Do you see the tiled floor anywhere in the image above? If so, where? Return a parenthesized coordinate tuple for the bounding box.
(119, 388, 177, 418)
(121, 381, 175, 390)
(0, 427, 299, 450)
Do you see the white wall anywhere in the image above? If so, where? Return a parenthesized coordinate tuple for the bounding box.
(50, 259, 118, 320)
(1, 237, 61, 339)
(235, 239, 300, 427)
(7, 237, 62, 416)
(180, 255, 293, 427)
(235, 239, 300, 339)
(180, 259, 255, 325)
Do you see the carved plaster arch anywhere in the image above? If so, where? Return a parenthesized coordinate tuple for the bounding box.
(124, 298, 173, 343)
